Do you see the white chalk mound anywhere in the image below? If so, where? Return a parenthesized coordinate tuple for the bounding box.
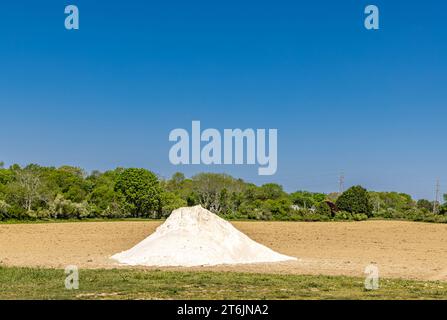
(111, 205, 296, 267)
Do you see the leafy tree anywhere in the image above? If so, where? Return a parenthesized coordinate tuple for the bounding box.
(0, 167, 13, 199)
(326, 192, 340, 202)
(171, 172, 185, 185)
(336, 185, 373, 217)
(369, 191, 415, 212)
(440, 194, 447, 214)
(0, 161, 442, 223)
(160, 192, 187, 217)
(290, 191, 326, 209)
(257, 183, 285, 200)
(262, 198, 292, 220)
(87, 169, 124, 217)
(114, 168, 162, 218)
(417, 199, 433, 212)
(42, 166, 90, 202)
(9, 166, 43, 213)
(191, 173, 244, 214)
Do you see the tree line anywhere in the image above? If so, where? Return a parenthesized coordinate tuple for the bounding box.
(0, 162, 446, 223)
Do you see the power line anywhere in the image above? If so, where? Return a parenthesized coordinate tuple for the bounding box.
(339, 171, 345, 194)
(434, 179, 440, 214)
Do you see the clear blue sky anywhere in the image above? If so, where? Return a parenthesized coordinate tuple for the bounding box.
(0, 1, 446, 199)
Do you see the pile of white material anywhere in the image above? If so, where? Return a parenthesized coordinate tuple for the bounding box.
(111, 205, 296, 267)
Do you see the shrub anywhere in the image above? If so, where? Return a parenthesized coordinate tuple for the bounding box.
(301, 214, 330, 222)
(49, 194, 90, 219)
(263, 198, 292, 220)
(316, 202, 332, 217)
(336, 186, 373, 217)
(100, 200, 129, 219)
(35, 208, 51, 219)
(334, 211, 353, 220)
(0, 200, 10, 220)
(353, 213, 368, 221)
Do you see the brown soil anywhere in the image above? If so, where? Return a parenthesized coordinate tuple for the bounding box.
(0, 220, 446, 281)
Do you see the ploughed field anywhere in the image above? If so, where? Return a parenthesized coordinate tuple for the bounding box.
(0, 220, 446, 281)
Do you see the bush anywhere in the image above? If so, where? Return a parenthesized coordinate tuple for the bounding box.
(3, 205, 27, 220)
(49, 194, 90, 219)
(100, 199, 129, 219)
(316, 202, 332, 217)
(353, 213, 368, 221)
(35, 208, 51, 219)
(262, 198, 292, 220)
(372, 208, 393, 219)
(336, 186, 373, 217)
(334, 211, 353, 220)
(0, 200, 10, 220)
(301, 214, 330, 222)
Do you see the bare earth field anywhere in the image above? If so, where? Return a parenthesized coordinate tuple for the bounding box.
(0, 220, 446, 281)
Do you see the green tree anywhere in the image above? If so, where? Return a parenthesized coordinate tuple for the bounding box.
(191, 173, 244, 214)
(171, 172, 185, 185)
(8, 166, 44, 213)
(257, 183, 285, 200)
(87, 168, 125, 217)
(290, 191, 326, 209)
(42, 166, 90, 202)
(417, 199, 433, 212)
(336, 185, 373, 217)
(114, 168, 162, 218)
(160, 191, 187, 217)
(262, 198, 292, 220)
(440, 194, 447, 214)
